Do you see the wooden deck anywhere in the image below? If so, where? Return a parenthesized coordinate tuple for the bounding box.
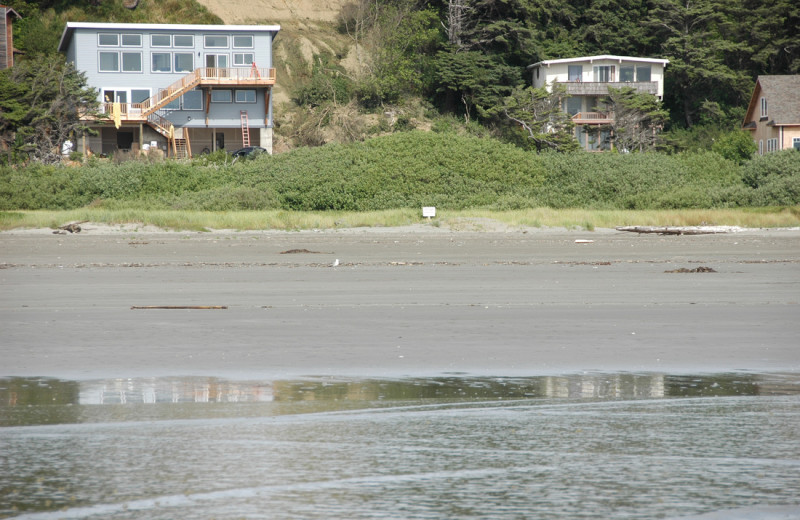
(100, 67, 276, 122)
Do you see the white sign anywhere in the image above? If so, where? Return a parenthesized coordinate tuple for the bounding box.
(422, 206, 436, 218)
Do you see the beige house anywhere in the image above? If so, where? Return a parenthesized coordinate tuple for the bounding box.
(742, 75, 800, 155)
(527, 55, 668, 151)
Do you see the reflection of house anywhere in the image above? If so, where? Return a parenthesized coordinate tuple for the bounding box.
(528, 55, 668, 151)
(742, 75, 800, 155)
(0, 4, 20, 69)
(58, 22, 279, 158)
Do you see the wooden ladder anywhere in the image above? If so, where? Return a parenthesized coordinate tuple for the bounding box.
(240, 111, 251, 147)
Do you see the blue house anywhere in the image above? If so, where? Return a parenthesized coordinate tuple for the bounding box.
(58, 22, 280, 158)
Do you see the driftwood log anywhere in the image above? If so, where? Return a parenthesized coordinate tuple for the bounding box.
(52, 221, 88, 234)
(616, 226, 732, 236)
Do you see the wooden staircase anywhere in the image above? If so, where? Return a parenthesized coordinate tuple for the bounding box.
(240, 111, 251, 147)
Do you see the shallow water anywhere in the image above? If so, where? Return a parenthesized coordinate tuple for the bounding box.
(1, 373, 799, 519)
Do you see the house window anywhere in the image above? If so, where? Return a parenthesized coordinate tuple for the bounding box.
(620, 66, 634, 82)
(99, 51, 119, 72)
(98, 33, 119, 46)
(759, 140, 763, 155)
(121, 34, 141, 46)
(173, 34, 194, 47)
(235, 89, 256, 103)
(152, 52, 171, 72)
(205, 35, 229, 48)
(636, 66, 651, 82)
(131, 89, 150, 104)
(211, 89, 232, 102)
(174, 53, 194, 72)
(565, 96, 582, 116)
(121, 52, 142, 72)
(151, 34, 171, 47)
(593, 65, 614, 82)
(233, 53, 254, 66)
(760, 97, 768, 118)
(794, 138, 800, 151)
(233, 35, 253, 48)
(568, 65, 582, 82)
(767, 138, 778, 153)
(183, 89, 203, 110)
(205, 54, 228, 68)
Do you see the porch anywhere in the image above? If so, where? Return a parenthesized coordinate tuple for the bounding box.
(558, 81, 658, 96)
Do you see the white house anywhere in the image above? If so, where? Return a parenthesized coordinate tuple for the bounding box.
(527, 55, 669, 151)
(58, 22, 280, 158)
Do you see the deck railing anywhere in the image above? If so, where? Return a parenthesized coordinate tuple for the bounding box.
(100, 67, 277, 120)
(572, 111, 614, 124)
(559, 81, 658, 96)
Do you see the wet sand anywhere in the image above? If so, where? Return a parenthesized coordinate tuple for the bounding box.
(1, 226, 799, 380)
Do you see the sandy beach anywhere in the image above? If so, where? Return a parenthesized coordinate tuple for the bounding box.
(1, 225, 799, 380)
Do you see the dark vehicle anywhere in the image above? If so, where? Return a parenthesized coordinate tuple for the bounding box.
(230, 146, 267, 158)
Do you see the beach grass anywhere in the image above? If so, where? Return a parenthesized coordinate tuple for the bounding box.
(1, 207, 798, 232)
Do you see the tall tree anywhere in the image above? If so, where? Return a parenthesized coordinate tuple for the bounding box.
(601, 86, 668, 152)
(502, 83, 577, 152)
(0, 55, 98, 164)
(647, 0, 752, 127)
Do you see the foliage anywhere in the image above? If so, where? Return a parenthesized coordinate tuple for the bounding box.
(4, 133, 800, 213)
(711, 130, 757, 165)
(601, 86, 668, 152)
(0, 55, 99, 164)
(501, 84, 577, 152)
(295, 53, 353, 107)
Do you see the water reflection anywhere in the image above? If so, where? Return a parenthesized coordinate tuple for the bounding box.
(1, 373, 799, 519)
(1, 372, 798, 427)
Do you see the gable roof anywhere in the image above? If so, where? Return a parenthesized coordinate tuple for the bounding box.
(527, 55, 669, 69)
(58, 21, 280, 53)
(1, 5, 21, 18)
(743, 75, 800, 127)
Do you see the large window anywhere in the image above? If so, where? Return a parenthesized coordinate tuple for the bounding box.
(205, 54, 228, 68)
(565, 97, 582, 116)
(233, 53, 254, 66)
(121, 34, 141, 47)
(151, 34, 171, 47)
(636, 66, 651, 82)
(152, 52, 171, 72)
(173, 34, 194, 47)
(99, 52, 119, 72)
(174, 53, 194, 72)
(205, 35, 229, 48)
(211, 90, 232, 103)
(620, 66, 634, 82)
(182, 89, 203, 110)
(794, 138, 800, 151)
(568, 65, 582, 82)
(593, 65, 614, 82)
(131, 89, 150, 104)
(233, 35, 253, 48)
(235, 89, 256, 103)
(98, 33, 119, 46)
(121, 52, 142, 72)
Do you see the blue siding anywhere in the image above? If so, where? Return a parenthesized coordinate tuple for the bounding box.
(64, 24, 277, 129)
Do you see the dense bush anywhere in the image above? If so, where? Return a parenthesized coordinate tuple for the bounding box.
(1, 132, 799, 212)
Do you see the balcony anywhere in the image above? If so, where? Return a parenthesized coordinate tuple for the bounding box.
(572, 111, 614, 125)
(98, 67, 276, 123)
(558, 81, 658, 96)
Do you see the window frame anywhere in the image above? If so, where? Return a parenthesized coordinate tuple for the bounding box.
(173, 34, 194, 48)
(173, 52, 194, 73)
(233, 53, 255, 66)
(121, 51, 143, 73)
(636, 65, 651, 82)
(151, 34, 172, 48)
(235, 89, 256, 103)
(98, 51, 120, 72)
(98, 33, 119, 47)
(151, 52, 172, 73)
(210, 89, 232, 103)
(121, 34, 142, 47)
(232, 35, 254, 48)
(204, 34, 229, 48)
(760, 97, 768, 119)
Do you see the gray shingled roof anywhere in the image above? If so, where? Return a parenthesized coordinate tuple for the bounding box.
(757, 75, 800, 125)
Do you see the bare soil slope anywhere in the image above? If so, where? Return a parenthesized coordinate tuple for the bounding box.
(194, 0, 349, 23)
